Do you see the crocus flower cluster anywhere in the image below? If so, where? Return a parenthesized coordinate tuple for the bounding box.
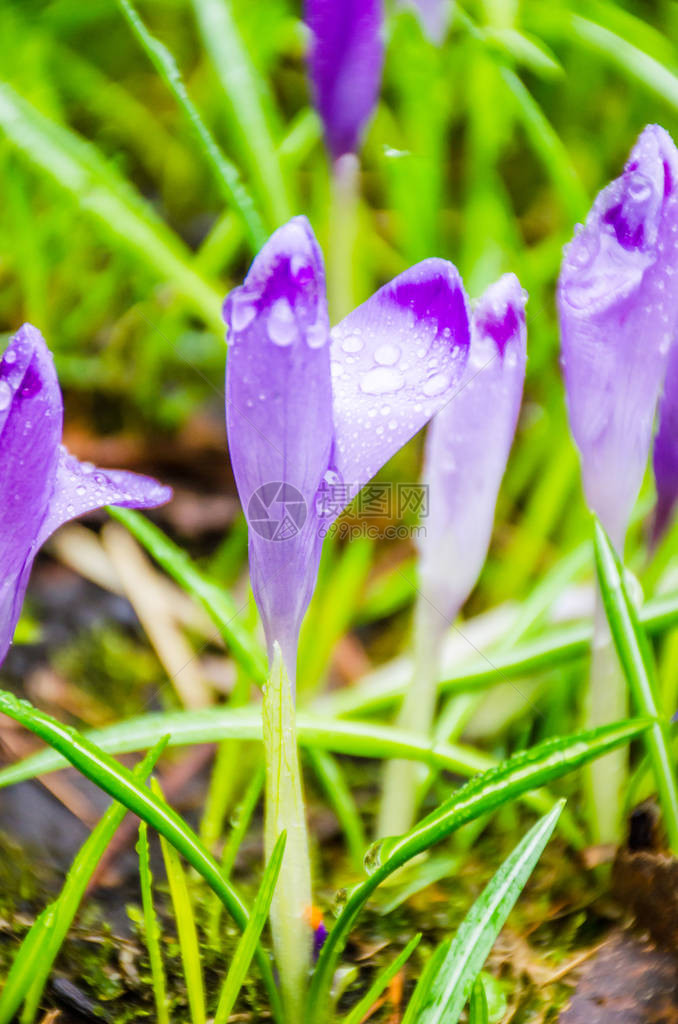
(304, 0, 384, 162)
(224, 215, 472, 687)
(558, 124, 678, 550)
(0, 325, 171, 666)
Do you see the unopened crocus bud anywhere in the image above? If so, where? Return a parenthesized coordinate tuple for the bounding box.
(558, 125, 678, 550)
(418, 274, 527, 624)
(305, 0, 384, 161)
(653, 339, 678, 539)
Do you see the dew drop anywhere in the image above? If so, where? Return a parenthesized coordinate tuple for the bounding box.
(363, 841, 383, 875)
(230, 295, 257, 332)
(422, 372, 451, 397)
(0, 381, 11, 411)
(3, 349, 16, 366)
(359, 367, 404, 395)
(341, 334, 363, 354)
(306, 320, 327, 349)
(374, 343, 400, 366)
(267, 298, 297, 346)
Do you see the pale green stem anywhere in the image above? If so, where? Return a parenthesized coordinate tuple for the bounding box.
(263, 642, 312, 1019)
(328, 153, 360, 322)
(377, 599, 447, 839)
(585, 582, 627, 845)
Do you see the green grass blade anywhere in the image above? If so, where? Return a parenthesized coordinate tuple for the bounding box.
(342, 933, 422, 1024)
(320, 588, 678, 719)
(115, 0, 267, 250)
(208, 763, 265, 945)
(306, 748, 367, 872)
(497, 67, 589, 222)
(154, 778, 206, 1024)
(305, 719, 647, 1023)
(0, 688, 283, 1024)
(593, 519, 678, 850)
(468, 978, 489, 1024)
(214, 831, 286, 1024)
(400, 939, 451, 1024)
(189, 0, 291, 228)
(0, 83, 222, 327)
(108, 507, 267, 686)
(137, 822, 170, 1024)
(0, 736, 168, 1024)
(412, 804, 563, 1024)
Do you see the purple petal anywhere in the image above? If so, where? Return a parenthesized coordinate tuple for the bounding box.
(0, 325, 63, 664)
(652, 338, 678, 539)
(305, 0, 384, 160)
(558, 124, 678, 549)
(224, 217, 334, 670)
(418, 275, 527, 621)
(399, 0, 452, 44)
(329, 258, 471, 501)
(36, 449, 172, 550)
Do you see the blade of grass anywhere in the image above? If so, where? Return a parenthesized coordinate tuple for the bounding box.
(108, 507, 267, 686)
(214, 831, 286, 1024)
(341, 933, 422, 1024)
(305, 719, 647, 1023)
(319, 588, 678, 719)
(0, 688, 283, 1024)
(137, 821, 170, 1024)
(306, 748, 367, 872)
(208, 762, 265, 946)
(153, 777, 207, 1024)
(593, 519, 678, 851)
(407, 804, 563, 1024)
(0, 736, 168, 1024)
(0, 83, 222, 327)
(400, 939, 450, 1024)
(468, 977, 489, 1024)
(115, 0, 267, 250)
(189, 0, 291, 228)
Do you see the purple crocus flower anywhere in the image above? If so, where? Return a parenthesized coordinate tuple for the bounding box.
(653, 339, 678, 539)
(305, 0, 384, 161)
(0, 324, 171, 665)
(224, 215, 471, 684)
(558, 124, 678, 551)
(418, 274, 527, 625)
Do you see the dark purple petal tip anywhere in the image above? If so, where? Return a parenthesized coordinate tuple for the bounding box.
(224, 216, 329, 350)
(473, 273, 527, 358)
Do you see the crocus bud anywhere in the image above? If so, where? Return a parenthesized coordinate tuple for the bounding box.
(0, 325, 171, 666)
(653, 338, 678, 539)
(305, 0, 384, 161)
(418, 274, 527, 624)
(558, 125, 678, 550)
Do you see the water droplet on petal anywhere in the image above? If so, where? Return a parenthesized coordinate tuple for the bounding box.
(0, 381, 11, 411)
(268, 298, 297, 346)
(374, 343, 400, 366)
(422, 372, 451, 397)
(359, 367, 404, 395)
(341, 334, 363, 354)
(230, 295, 257, 331)
(363, 841, 383, 874)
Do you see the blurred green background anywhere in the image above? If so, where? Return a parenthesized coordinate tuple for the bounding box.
(1, 0, 678, 611)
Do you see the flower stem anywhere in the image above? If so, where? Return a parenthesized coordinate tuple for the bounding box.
(328, 153, 360, 322)
(377, 599, 445, 839)
(263, 642, 312, 1019)
(585, 583, 627, 845)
